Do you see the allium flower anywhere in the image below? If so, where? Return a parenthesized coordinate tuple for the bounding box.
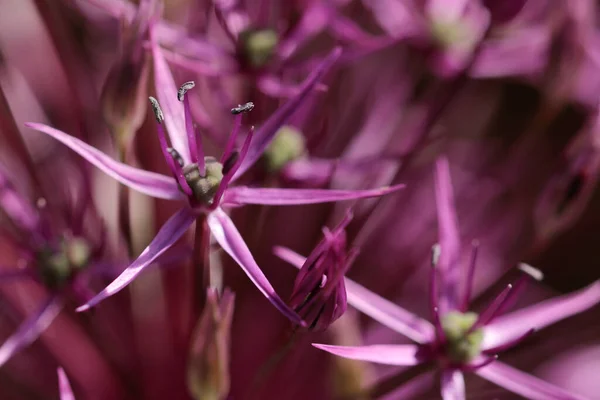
(25, 46, 404, 323)
(299, 158, 600, 399)
(275, 209, 358, 331)
(0, 163, 112, 368)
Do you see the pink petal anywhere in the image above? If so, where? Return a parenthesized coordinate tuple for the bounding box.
(274, 246, 434, 343)
(441, 369, 466, 400)
(24, 123, 181, 200)
(207, 208, 303, 325)
(77, 208, 196, 311)
(476, 361, 588, 400)
(0, 297, 62, 367)
(57, 367, 75, 400)
(483, 280, 600, 350)
(312, 343, 424, 366)
(232, 47, 342, 181)
(434, 157, 462, 312)
(222, 184, 405, 206)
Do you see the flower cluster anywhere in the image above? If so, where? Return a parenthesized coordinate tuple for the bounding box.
(0, 1, 599, 399)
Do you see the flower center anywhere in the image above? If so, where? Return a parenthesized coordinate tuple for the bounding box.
(183, 156, 224, 205)
(239, 28, 279, 68)
(263, 126, 306, 172)
(37, 237, 91, 289)
(429, 18, 471, 48)
(441, 311, 484, 363)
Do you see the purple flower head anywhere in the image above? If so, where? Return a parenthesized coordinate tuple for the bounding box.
(284, 209, 358, 331)
(309, 158, 600, 399)
(24, 43, 405, 323)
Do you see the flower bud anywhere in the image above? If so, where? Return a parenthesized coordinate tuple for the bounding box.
(187, 289, 235, 400)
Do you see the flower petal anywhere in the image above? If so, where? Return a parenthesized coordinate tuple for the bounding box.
(232, 47, 342, 181)
(0, 297, 62, 367)
(207, 208, 303, 325)
(24, 123, 181, 200)
(476, 361, 588, 400)
(57, 367, 75, 400)
(312, 343, 424, 366)
(441, 369, 466, 400)
(274, 246, 434, 343)
(434, 157, 461, 312)
(483, 280, 600, 350)
(222, 184, 405, 206)
(0, 165, 39, 232)
(77, 208, 196, 311)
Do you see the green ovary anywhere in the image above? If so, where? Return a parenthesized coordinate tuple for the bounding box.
(240, 29, 279, 68)
(264, 126, 306, 172)
(38, 237, 91, 289)
(441, 311, 484, 363)
(183, 157, 224, 205)
(430, 19, 470, 49)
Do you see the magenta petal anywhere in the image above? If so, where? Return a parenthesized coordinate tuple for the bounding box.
(207, 208, 303, 325)
(222, 184, 405, 206)
(274, 246, 433, 343)
(482, 280, 600, 350)
(441, 369, 466, 400)
(476, 361, 588, 400)
(150, 24, 191, 163)
(57, 368, 75, 400)
(434, 157, 461, 312)
(0, 297, 62, 367)
(232, 47, 342, 181)
(24, 123, 181, 200)
(77, 208, 196, 311)
(312, 343, 424, 366)
(0, 167, 39, 232)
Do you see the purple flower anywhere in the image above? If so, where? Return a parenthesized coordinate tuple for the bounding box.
(24, 44, 404, 323)
(304, 158, 600, 399)
(275, 209, 358, 331)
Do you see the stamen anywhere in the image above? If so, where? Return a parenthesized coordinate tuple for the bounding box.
(167, 148, 185, 168)
(177, 81, 195, 101)
(462, 240, 480, 311)
(430, 244, 443, 340)
(222, 151, 239, 175)
(149, 96, 164, 123)
(517, 263, 544, 281)
(231, 102, 254, 115)
(178, 81, 205, 172)
(470, 284, 513, 330)
(461, 355, 498, 372)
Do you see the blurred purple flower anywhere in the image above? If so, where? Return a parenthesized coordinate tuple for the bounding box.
(308, 158, 600, 399)
(57, 367, 75, 400)
(25, 44, 404, 324)
(275, 209, 358, 331)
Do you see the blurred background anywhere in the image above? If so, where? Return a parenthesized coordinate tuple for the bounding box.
(0, 0, 599, 399)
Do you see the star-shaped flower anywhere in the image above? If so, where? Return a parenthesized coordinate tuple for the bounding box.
(279, 157, 600, 399)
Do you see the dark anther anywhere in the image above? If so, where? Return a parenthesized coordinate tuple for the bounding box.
(148, 97, 164, 123)
(177, 81, 196, 101)
(167, 147, 184, 167)
(222, 151, 239, 175)
(231, 102, 254, 115)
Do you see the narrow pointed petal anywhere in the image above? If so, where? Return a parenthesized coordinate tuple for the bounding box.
(25, 123, 181, 200)
(57, 368, 75, 400)
(483, 280, 600, 350)
(150, 24, 191, 163)
(441, 369, 466, 400)
(207, 208, 303, 325)
(274, 247, 434, 343)
(0, 297, 62, 367)
(434, 157, 461, 312)
(476, 361, 588, 400)
(312, 343, 424, 366)
(222, 184, 405, 206)
(77, 208, 196, 311)
(232, 47, 342, 181)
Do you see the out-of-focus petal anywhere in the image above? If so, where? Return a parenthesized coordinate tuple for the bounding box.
(222, 184, 405, 206)
(24, 123, 181, 200)
(441, 369, 466, 400)
(434, 157, 461, 312)
(476, 361, 588, 400)
(57, 367, 75, 400)
(483, 280, 600, 350)
(77, 208, 196, 311)
(207, 208, 303, 325)
(0, 166, 39, 232)
(274, 247, 434, 343)
(0, 297, 62, 367)
(312, 343, 424, 366)
(232, 47, 342, 181)
(362, 0, 424, 38)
